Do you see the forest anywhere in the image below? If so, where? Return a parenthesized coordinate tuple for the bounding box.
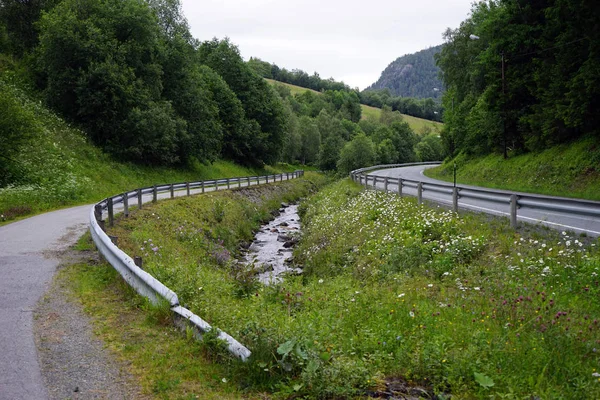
(248, 57, 445, 123)
(365, 45, 443, 99)
(437, 0, 600, 158)
(0, 0, 442, 190)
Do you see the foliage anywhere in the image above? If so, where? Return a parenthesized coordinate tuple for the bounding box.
(336, 133, 376, 175)
(109, 178, 600, 398)
(366, 45, 444, 100)
(426, 135, 600, 201)
(198, 38, 287, 165)
(437, 0, 600, 157)
(360, 88, 444, 122)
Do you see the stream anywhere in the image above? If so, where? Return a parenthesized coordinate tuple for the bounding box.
(241, 203, 302, 284)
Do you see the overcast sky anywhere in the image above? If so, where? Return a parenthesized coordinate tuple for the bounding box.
(181, 0, 474, 90)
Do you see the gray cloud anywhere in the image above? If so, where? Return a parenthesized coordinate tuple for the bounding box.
(182, 0, 474, 89)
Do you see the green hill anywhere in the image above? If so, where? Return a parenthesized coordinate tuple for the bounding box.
(265, 78, 443, 134)
(0, 76, 297, 224)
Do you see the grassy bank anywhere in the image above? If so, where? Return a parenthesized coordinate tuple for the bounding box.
(0, 76, 303, 224)
(98, 176, 600, 398)
(426, 137, 600, 200)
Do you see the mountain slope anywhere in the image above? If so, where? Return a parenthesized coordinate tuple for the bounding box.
(366, 45, 443, 99)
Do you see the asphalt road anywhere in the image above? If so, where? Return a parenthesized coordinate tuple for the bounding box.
(0, 176, 292, 399)
(370, 164, 600, 237)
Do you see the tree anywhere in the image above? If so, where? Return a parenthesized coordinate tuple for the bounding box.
(416, 134, 445, 161)
(36, 0, 185, 164)
(198, 38, 287, 165)
(337, 133, 376, 175)
(298, 116, 320, 165)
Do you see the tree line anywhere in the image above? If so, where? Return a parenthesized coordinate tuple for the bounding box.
(0, 0, 443, 181)
(437, 0, 600, 158)
(248, 57, 445, 123)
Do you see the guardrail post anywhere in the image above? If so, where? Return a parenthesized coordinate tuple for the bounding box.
(280, 174, 283, 182)
(186, 182, 190, 196)
(153, 186, 157, 203)
(247, 176, 251, 187)
(510, 195, 518, 229)
(227, 178, 231, 189)
(364, 175, 368, 189)
(266, 175, 269, 184)
(215, 180, 219, 191)
(94, 204, 102, 222)
(417, 182, 423, 205)
(202, 181, 205, 193)
(238, 177, 241, 188)
(170, 184, 174, 199)
(108, 197, 114, 227)
(137, 189, 143, 209)
(123, 193, 129, 217)
(452, 187, 459, 212)
(134, 256, 143, 270)
(398, 179, 403, 196)
(384, 177, 389, 192)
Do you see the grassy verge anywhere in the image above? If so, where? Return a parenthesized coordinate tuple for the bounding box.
(425, 137, 600, 201)
(0, 75, 306, 225)
(100, 175, 600, 398)
(62, 235, 253, 399)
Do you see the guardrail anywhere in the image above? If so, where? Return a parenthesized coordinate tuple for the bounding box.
(89, 170, 305, 361)
(350, 163, 600, 233)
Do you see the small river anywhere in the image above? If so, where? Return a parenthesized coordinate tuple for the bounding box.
(241, 203, 302, 284)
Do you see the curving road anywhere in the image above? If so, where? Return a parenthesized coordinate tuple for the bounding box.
(0, 176, 295, 399)
(0, 206, 90, 399)
(370, 164, 600, 237)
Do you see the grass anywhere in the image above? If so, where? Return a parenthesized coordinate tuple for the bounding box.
(0, 75, 305, 225)
(61, 237, 254, 399)
(98, 175, 600, 398)
(264, 78, 443, 134)
(426, 136, 600, 201)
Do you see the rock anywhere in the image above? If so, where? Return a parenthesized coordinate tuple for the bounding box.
(279, 222, 289, 227)
(270, 209, 280, 217)
(281, 202, 289, 207)
(283, 238, 298, 248)
(270, 228, 279, 233)
(277, 234, 292, 242)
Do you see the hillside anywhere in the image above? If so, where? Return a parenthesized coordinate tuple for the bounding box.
(265, 79, 443, 134)
(365, 45, 443, 99)
(0, 76, 297, 224)
(425, 136, 600, 201)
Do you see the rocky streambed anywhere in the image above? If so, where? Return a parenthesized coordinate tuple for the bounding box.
(240, 203, 302, 284)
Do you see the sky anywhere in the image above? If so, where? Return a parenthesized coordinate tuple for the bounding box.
(181, 0, 475, 90)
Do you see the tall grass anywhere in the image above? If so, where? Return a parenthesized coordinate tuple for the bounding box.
(106, 177, 600, 398)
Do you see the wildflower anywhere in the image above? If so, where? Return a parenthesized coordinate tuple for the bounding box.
(427, 284, 434, 288)
(474, 287, 480, 291)
(318, 279, 324, 284)
(398, 293, 405, 298)
(409, 311, 415, 318)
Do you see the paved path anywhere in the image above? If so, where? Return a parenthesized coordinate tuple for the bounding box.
(0, 176, 295, 399)
(0, 205, 90, 399)
(370, 165, 600, 237)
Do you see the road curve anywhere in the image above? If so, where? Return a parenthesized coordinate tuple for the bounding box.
(370, 164, 600, 237)
(0, 205, 90, 399)
(0, 175, 297, 399)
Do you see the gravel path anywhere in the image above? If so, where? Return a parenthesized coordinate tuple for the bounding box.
(34, 248, 145, 400)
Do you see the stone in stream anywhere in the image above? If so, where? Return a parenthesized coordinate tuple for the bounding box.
(277, 234, 292, 242)
(279, 222, 289, 227)
(281, 202, 289, 207)
(283, 238, 298, 248)
(270, 228, 279, 233)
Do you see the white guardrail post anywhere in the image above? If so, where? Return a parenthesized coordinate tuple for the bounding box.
(89, 171, 305, 361)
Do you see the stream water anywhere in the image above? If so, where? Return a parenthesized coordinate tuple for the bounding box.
(241, 203, 302, 284)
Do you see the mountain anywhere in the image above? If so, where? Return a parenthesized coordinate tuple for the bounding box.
(366, 45, 443, 99)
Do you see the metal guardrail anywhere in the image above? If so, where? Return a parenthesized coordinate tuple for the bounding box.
(350, 163, 600, 232)
(89, 170, 305, 361)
